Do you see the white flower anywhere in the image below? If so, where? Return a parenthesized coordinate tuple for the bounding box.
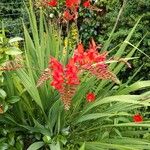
(49, 13, 54, 18)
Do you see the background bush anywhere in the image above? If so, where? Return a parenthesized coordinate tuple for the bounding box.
(0, 0, 150, 149)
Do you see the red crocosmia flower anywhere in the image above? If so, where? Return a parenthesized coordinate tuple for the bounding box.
(68, 58, 75, 66)
(49, 58, 64, 91)
(86, 51, 97, 62)
(77, 43, 84, 54)
(73, 43, 85, 64)
(37, 39, 123, 110)
(133, 114, 143, 123)
(83, 0, 91, 8)
(49, 57, 63, 72)
(66, 0, 79, 8)
(65, 63, 80, 85)
(51, 72, 64, 90)
(86, 92, 95, 102)
(47, 0, 57, 7)
(94, 52, 108, 63)
(63, 10, 74, 21)
(67, 75, 79, 85)
(52, 72, 64, 82)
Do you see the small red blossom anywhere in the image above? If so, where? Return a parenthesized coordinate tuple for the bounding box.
(133, 114, 143, 123)
(73, 43, 85, 65)
(73, 53, 84, 65)
(86, 92, 95, 102)
(47, 0, 57, 7)
(83, 0, 91, 8)
(77, 43, 84, 54)
(66, 0, 79, 8)
(49, 58, 64, 91)
(63, 10, 74, 21)
(86, 50, 97, 62)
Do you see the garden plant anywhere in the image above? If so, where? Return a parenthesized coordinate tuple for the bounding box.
(0, 0, 150, 150)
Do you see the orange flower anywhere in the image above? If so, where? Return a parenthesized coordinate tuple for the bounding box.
(65, 60, 80, 85)
(86, 92, 95, 102)
(77, 43, 84, 54)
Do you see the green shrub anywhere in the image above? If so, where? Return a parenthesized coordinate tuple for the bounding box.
(0, 1, 150, 149)
(79, 0, 150, 80)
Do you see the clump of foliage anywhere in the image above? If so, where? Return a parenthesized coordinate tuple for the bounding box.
(0, 0, 150, 150)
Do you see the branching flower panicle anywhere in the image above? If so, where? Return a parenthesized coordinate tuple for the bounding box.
(37, 39, 130, 110)
(0, 55, 23, 71)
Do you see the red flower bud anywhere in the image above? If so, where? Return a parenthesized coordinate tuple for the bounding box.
(86, 92, 95, 102)
(63, 10, 74, 21)
(133, 114, 143, 123)
(66, 0, 79, 8)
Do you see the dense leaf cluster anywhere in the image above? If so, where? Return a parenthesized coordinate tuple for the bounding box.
(0, 0, 28, 37)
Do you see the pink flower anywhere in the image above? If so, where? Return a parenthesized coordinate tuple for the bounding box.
(65, 61, 80, 85)
(49, 58, 64, 91)
(77, 43, 84, 54)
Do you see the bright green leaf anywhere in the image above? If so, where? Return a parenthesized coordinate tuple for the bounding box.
(7, 96, 20, 104)
(0, 89, 7, 100)
(27, 141, 44, 150)
(79, 143, 85, 150)
(5, 47, 22, 55)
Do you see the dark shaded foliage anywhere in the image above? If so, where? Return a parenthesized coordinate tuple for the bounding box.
(0, 0, 28, 37)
